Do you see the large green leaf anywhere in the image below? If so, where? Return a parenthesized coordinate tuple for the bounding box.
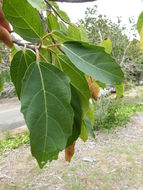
(68, 24, 81, 41)
(84, 117, 95, 139)
(52, 30, 71, 43)
(27, 0, 46, 11)
(58, 55, 90, 115)
(140, 27, 143, 51)
(80, 25, 88, 42)
(46, 13, 59, 31)
(3, 0, 46, 42)
(86, 101, 95, 126)
(80, 121, 88, 142)
(137, 12, 143, 51)
(62, 41, 124, 85)
(137, 12, 143, 33)
(100, 38, 112, 54)
(66, 85, 82, 147)
(10, 50, 36, 99)
(51, 2, 70, 23)
(58, 21, 68, 33)
(21, 62, 74, 168)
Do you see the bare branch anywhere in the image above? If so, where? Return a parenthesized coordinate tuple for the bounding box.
(12, 39, 39, 51)
(39, 12, 50, 33)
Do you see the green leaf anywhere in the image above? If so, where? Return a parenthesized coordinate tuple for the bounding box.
(80, 121, 88, 142)
(40, 38, 54, 63)
(10, 50, 36, 99)
(84, 117, 95, 139)
(51, 2, 70, 23)
(21, 62, 74, 168)
(66, 85, 82, 147)
(58, 55, 90, 115)
(100, 38, 112, 54)
(115, 83, 123, 99)
(27, 0, 46, 11)
(140, 27, 143, 51)
(97, 81, 106, 88)
(137, 12, 143, 33)
(86, 101, 95, 126)
(68, 24, 81, 41)
(62, 41, 124, 85)
(9, 46, 19, 62)
(3, 0, 46, 42)
(0, 73, 4, 93)
(46, 13, 58, 31)
(58, 21, 68, 33)
(80, 25, 88, 42)
(52, 30, 71, 43)
(137, 12, 143, 51)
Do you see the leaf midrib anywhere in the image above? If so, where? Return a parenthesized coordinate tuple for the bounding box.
(62, 45, 123, 82)
(7, 0, 41, 39)
(37, 63, 48, 159)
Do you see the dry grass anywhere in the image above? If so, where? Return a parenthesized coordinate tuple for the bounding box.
(1, 113, 143, 189)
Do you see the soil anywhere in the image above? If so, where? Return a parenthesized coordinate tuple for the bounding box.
(1, 86, 143, 190)
(0, 113, 143, 190)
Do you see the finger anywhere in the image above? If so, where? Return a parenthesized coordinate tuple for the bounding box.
(0, 2, 11, 32)
(0, 25, 13, 48)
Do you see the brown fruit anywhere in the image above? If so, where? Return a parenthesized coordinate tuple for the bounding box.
(0, 25, 13, 48)
(65, 142, 75, 162)
(88, 77, 100, 101)
(0, 2, 11, 32)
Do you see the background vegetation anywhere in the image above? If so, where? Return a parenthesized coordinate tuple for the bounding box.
(80, 5, 143, 83)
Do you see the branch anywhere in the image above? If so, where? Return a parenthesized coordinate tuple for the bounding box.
(39, 11, 65, 54)
(50, 0, 96, 2)
(39, 12, 50, 33)
(12, 39, 39, 51)
(44, 0, 70, 25)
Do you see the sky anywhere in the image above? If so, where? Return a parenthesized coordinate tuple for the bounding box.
(58, 0, 143, 25)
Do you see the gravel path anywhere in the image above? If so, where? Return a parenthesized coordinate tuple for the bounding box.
(0, 113, 143, 190)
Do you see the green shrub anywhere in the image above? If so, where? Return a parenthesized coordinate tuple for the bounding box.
(94, 97, 143, 130)
(0, 132, 29, 154)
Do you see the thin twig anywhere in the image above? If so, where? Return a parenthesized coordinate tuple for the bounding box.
(42, 44, 61, 48)
(49, 51, 53, 64)
(39, 12, 50, 33)
(39, 11, 64, 54)
(42, 33, 52, 40)
(44, 0, 70, 25)
(39, 12, 53, 63)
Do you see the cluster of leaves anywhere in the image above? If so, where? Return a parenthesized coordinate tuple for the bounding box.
(80, 5, 143, 83)
(0, 0, 124, 168)
(94, 97, 143, 130)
